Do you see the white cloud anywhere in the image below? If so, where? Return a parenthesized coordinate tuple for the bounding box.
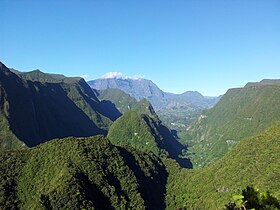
(101, 72, 144, 80)
(80, 74, 90, 80)
(129, 74, 144, 80)
(101, 72, 123, 79)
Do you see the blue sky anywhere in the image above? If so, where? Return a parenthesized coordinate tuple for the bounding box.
(1, 0, 280, 96)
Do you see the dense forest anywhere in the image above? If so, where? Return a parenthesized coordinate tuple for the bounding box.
(0, 61, 279, 209)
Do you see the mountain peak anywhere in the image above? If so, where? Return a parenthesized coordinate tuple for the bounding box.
(181, 91, 203, 97)
(88, 76, 164, 107)
(131, 99, 159, 121)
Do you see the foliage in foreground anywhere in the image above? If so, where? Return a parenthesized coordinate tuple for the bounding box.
(225, 186, 280, 210)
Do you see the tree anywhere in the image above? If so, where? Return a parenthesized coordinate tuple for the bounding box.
(225, 186, 280, 210)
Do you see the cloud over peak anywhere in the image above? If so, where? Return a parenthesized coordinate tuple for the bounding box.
(101, 72, 144, 80)
(80, 74, 90, 80)
(101, 72, 123, 79)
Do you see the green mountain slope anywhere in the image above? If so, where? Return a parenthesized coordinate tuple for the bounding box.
(185, 81, 280, 167)
(108, 100, 192, 168)
(0, 135, 167, 209)
(130, 98, 159, 120)
(165, 123, 280, 209)
(15, 68, 120, 123)
(108, 111, 161, 155)
(0, 113, 26, 149)
(94, 88, 209, 147)
(95, 88, 137, 114)
(0, 62, 119, 149)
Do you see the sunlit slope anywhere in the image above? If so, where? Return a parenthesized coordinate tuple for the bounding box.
(108, 99, 192, 168)
(165, 123, 280, 209)
(96, 88, 137, 114)
(186, 81, 280, 167)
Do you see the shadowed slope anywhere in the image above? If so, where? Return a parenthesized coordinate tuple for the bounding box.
(0, 62, 119, 148)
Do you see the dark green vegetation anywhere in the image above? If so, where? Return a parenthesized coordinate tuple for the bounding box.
(130, 98, 159, 120)
(89, 78, 220, 148)
(2, 61, 280, 209)
(1, 121, 279, 209)
(0, 135, 167, 209)
(15, 68, 120, 124)
(185, 80, 280, 167)
(95, 88, 137, 114)
(225, 186, 280, 210)
(89, 77, 220, 156)
(15, 69, 80, 84)
(88, 77, 219, 111)
(0, 62, 121, 149)
(108, 99, 192, 168)
(165, 123, 280, 209)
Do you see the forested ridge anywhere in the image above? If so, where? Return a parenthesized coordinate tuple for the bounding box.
(0, 61, 279, 209)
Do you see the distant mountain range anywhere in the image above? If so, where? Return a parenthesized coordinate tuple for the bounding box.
(88, 77, 220, 111)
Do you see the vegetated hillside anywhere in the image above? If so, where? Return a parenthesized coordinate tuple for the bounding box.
(0, 62, 119, 149)
(15, 68, 121, 123)
(95, 88, 137, 114)
(93, 88, 210, 147)
(157, 105, 203, 140)
(165, 123, 280, 209)
(185, 81, 280, 167)
(0, 112, 26, 150)
(245, 79, 280, 87)
(88, 77, 219, 111)
(108, 99, 192, 168)
(0, 135, 167, 209)
(130, 98, 159, 120)
(89, 78, 219, 141)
